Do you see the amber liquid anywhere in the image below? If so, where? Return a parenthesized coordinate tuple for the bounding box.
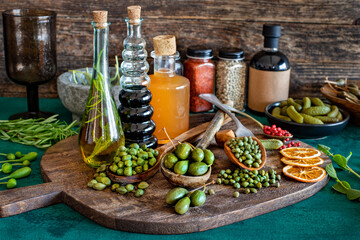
(149, 71, 190, 142)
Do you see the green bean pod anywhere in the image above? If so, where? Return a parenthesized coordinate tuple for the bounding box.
(286, 106, 304, 123)
(272, 114, 292, 122)
(311, 98, 324, 106)
(300, 113, 324, 125)
(302, 106, 331, 116)
(327, 105, 339, 118)
(287, 98, 302, 112)
(271, 107, 281, 115)
(302, 97, 311, 109)
(314, 116, 339, 123)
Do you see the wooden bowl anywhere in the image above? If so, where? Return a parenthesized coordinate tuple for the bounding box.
(107, 159, 160, 184)
(224, 136, 267, 171)
(159, 147, 211, 189)
(321, 84, 360, 126)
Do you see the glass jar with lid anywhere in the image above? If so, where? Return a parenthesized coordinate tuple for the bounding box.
(215, 48, 246, 110)
(184, 46, 215, 112)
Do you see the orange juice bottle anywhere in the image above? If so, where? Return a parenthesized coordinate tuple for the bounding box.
(149, 35, 190, 143)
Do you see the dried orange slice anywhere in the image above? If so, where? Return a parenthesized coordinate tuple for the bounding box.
(283, 165, 326, 183)
(280, 147, 321, 159)
(281, 157, 324, 167)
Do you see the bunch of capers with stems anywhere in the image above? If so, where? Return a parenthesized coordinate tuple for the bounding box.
(87, 164, 150, 197)
(0, 151, 36, 189)
(217, 168, 281, 196)
(165, 180, 215, 215)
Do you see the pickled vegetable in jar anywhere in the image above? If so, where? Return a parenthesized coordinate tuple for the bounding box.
(216, 48, 246, 110)
(184, 46, 215, 113)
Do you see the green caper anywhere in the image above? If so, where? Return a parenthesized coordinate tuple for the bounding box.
(126, 184, 134, 192)
(116, 186, 128, 195)
(138, 181, 149, 189)
(134, 189, 144, 198)
(111, 183, 120, 191)
(101, 177, 111, 186)
(208, 189, 215, 195)
(244, 188, 250, 194)
(87, 179, 98, 188)
(116, 168, 124, 176)
(129, 143, 140, 150)
(233, 191, 240, 198)
(250, 188, 257, 193)
(93, 183, 106, 191)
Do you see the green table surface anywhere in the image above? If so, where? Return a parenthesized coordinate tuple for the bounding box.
(0, 97, 359, 240)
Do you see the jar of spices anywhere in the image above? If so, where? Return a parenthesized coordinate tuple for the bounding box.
(216, 48, 246, 110)
(184, 46, 215, 112)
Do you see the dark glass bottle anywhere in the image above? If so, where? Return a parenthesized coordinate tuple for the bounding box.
(118, 6, 157, 148)
(248, 24, 291, 113)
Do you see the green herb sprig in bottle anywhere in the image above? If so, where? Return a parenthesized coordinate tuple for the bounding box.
(79, 11, 125, 167)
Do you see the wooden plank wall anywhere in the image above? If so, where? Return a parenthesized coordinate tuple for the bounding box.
(0, 0, 359, 98)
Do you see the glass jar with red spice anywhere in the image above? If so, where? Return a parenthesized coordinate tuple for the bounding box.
(184, 46, 215, 112)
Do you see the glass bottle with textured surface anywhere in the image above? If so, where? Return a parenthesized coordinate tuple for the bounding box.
(118, 6, 157, 148)
(248, 24, 291, 113)
(149, 35, 190, 144)
(79, 11, 125, 167)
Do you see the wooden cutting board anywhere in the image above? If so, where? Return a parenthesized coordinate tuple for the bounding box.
(0, 114, 330, 234)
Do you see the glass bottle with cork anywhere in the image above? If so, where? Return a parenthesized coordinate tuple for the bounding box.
(79, 11, 125, 167)
(118, 6, 157, 148)
(248, 24, 291, 113)
(149, 35, 190, 144)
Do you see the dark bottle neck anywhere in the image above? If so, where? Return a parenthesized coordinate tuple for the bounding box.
(264, 37, 279, 50)
(92, 22, 110, 83)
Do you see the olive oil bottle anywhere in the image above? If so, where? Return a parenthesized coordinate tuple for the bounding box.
(248, 24, 291, 113)
(79, 11, 125, 167)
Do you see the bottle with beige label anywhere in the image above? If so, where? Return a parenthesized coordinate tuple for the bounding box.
(248, 24, 291, 113)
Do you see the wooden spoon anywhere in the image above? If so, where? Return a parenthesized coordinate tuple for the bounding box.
(223, 136, 267, 171)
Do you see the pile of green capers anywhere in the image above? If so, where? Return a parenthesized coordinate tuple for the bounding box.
(227, 137, 262, 168)
(216, 168, 281, 194)
(165, 187, 207, 214)
(163, 143, 215, 176)
(109, 143, 159, 177)
(87, 165, 149, 197)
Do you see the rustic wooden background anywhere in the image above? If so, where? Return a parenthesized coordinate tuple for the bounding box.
(0, 0, 359, 98)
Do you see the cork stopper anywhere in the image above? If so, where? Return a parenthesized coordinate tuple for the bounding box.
(93, 10, 108, 28)
(127, 6, 141, 25)
(153, 35, 177, 56)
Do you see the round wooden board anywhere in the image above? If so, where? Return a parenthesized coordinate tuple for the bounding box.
(0, 114, 330, 234)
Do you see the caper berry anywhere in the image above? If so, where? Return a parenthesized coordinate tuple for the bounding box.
(208, 189, 215, 195)
(233, 191, 240, 198)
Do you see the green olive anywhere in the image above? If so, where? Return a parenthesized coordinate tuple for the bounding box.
(173, 160, 189, 175)
(191, 148, 204, 162)
(174, 143, 192, 160)
(165, 187, 189, 205)
(188, 162, 208, 176)
(203, 149, 215, 165)
(190, 190, 206, 206)
(174, 197, 191, 215)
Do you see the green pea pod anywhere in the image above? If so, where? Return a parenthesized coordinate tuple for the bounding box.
(286, 105, 304, 123)
(174, 197, 191, 215)
(302, 97, 311, 109)
(314, 116, 339, 123)
(302, 106, 331, 116)
(280, 106, 288, 116)
(287, 98, 302, 112)
(327, 105, 339, 118)
(300, 113, 324, 125)
(260, 139, 283, 150)
(165, 187, 189, 205)
(271, 107, 281, 115)
(310, 97, 324, 106)
(272, 114, 292, 122)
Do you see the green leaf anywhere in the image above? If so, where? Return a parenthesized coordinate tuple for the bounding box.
(346, 189, 360, 200)
(317, 144, 331, 155)
(332, 181, 351, 194)
(325, 163, 337, 179)
(333, 154, 347, 169)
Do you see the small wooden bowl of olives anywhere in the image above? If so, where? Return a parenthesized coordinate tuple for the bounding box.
(106, 144, 161, 184)
(160, 142, 214, 189)
(224, 136, 266, 171)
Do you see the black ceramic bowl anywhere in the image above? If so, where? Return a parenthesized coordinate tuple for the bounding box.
(265, 101, 350, 139)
